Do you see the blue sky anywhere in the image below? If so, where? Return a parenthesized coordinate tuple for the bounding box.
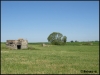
(1, 1, 99, 42)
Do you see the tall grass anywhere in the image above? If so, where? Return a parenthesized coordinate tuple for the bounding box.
(1, 42, 99, 74)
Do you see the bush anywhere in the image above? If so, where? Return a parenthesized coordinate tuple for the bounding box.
(75, 40, 78, 42)
(27, 46, 36, 50)
(82, 42, 93, 45)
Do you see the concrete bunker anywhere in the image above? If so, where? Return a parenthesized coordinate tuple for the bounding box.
(6, 38, 28, 50)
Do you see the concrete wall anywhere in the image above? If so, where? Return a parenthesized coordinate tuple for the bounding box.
(21, 40, 28, 49)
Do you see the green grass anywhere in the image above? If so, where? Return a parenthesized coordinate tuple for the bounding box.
(1, 42, 99, 74)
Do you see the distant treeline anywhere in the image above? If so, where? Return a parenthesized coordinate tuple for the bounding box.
(28, 42, 99, 46)
(1, 41, 99, 46)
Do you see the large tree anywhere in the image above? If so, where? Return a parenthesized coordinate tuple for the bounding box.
(47, 32, 67, 45)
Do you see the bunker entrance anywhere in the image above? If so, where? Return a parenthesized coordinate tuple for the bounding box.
(17, 45, 21, 49)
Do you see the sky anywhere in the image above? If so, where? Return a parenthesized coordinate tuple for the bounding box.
(1, 1, 99, 42)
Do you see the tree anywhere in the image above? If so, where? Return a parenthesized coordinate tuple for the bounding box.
(62, 36, 67, 44)
(75, 40, 78, 42)
(70, 40, 74, 43)
(47, 32, 67, 45)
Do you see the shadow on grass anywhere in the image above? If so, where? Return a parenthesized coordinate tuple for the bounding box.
(1, 46, 41, 51)
(21, 47, 41, 50)
(21, 49, 41, 50)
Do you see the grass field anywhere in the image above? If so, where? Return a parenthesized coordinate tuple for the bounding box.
(1, 42, 99, 74)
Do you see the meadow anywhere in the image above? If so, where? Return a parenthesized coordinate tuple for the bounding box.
(1, 42, 99, 74)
